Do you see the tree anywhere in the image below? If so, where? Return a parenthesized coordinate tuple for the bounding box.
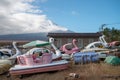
(103, 27, 120, 42)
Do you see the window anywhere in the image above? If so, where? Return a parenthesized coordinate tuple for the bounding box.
(56, 38, 62, 48)
(67, 38, 72, 43)
(94, 43, 104, 48)
(78, 39, 83, 48)
(89, 38, 94, 43)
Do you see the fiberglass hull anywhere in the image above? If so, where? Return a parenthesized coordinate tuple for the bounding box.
(9, 60, 68, 75)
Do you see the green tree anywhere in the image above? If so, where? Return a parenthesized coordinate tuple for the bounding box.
(103, 27, 120, 42)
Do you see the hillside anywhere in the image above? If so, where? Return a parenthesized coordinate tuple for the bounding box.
(0, 30, 73, 41)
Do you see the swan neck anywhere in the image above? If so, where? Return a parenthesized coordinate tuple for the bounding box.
(13, 42, 21, 53)
(73, 40, 77, 48)
(51, 43, 58, 50)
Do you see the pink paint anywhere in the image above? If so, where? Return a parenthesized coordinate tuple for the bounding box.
(61, 39, 80, 55)
(108, 41, 120, 47)
(17, 53, 52, 66)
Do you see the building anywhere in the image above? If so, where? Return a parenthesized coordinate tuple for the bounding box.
(47, 32, 101, 49)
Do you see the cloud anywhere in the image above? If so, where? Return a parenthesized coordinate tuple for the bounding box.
(0, 0, 67, 35)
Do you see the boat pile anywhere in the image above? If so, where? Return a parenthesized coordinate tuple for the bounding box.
(0, 36, 120, 79)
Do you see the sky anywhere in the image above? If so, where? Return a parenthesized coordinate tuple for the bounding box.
(0, 0, 120, 35)
(36, 0, 120, 32)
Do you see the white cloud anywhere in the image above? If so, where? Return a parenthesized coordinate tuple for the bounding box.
(0, 0, 68, 35)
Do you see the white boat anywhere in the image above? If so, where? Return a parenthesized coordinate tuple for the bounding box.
(0, 42, 21, 60)
(0, 42, 22, 74)
(85, 35, 108, 49)
(81, 48, 110, 52)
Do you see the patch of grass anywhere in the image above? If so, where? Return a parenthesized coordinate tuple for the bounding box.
(0, 61, 120, 80)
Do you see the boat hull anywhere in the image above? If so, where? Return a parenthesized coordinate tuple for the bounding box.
(9, 60, 68, 75)
(73, 52, 99, 64)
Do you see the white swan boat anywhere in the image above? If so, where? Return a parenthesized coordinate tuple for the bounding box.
(0, 42, 22, 74)
(0, 42, 21, 60)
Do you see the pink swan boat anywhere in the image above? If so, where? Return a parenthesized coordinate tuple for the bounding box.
(9, 38, 68, 78)
(61, 39, 80, 55)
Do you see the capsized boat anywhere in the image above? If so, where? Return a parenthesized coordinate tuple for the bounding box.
(73, 52, 99, 64)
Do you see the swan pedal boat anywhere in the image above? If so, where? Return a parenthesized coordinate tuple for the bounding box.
(9, 60, 68, 76)
(0, 42, 22, 64)
(9, 38, 69, 76)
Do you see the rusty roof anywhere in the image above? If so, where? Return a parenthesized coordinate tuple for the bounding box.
(47, 32, 102, 38)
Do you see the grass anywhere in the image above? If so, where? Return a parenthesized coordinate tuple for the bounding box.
(0, 61, 120, 80)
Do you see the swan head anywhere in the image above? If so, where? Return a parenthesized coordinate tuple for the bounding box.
(12, 41, 17, 45)
(102, 35, 105, 38)
(49, 37, 54, 43)
(73, 39, 77, 43)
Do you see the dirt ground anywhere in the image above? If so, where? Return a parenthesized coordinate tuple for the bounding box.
(0, 61, 120, 80)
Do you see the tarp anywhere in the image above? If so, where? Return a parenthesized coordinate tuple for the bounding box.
(23, 40, 50, 48)
(104, 56, 120, 65)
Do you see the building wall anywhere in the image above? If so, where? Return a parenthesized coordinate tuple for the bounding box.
(53, 37, 99, 49)
(47, 33, 101, 49)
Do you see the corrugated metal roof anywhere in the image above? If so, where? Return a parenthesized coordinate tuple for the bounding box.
(47, 32, 102, 38)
